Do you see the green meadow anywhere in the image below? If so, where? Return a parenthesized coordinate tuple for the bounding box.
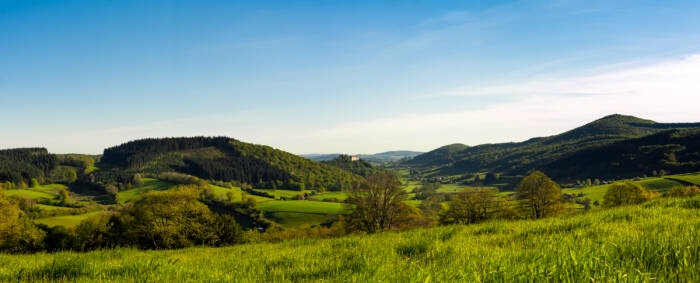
(3, 189, 55, 200)
(2, 195, 698, 282)
(256, 200, 351, 227)
(34, 211, 105, 228)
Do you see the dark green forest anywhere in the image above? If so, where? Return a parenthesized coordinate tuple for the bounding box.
(404, 114, 700, 179)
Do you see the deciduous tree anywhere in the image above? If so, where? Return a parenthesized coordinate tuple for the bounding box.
(516, 171, 563, 218)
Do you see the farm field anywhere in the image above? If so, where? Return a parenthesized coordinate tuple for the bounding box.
(2, 196, 698, 282)
(3, 189, 55, 200)
(313, 191, 348, 201)
(256, 200, 351, 228)
(562, 174, 695, 206)
(665, 172, 700, 186)
(34, 211, 104, 228)
(117, 178, 173, 204)
(256, 200, 351, 215)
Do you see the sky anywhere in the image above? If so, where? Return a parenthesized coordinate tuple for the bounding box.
(2, 0, 700, 155)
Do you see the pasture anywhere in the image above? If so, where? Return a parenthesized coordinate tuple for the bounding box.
(256, 200, 351, 228)
(34, 211, 105, 228)
(2, 195, 698, 282)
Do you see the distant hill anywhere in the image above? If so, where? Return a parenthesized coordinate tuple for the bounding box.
(542, 129, 700, 180)
(399, 144, 469, 169)
(322, 155, 382, 177)
(360, 151, 424, 163)
(0, 148, 57, 185)
(303, 151, 423, 163)
(101, 137, 364, 191)
(403, 114, 700, 177)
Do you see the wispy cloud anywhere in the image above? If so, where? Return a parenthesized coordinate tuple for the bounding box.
(442, 54, 700, 97)
(305, 54, 700, 153)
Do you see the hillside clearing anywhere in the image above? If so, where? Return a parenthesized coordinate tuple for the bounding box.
(34, 211, 105, 228)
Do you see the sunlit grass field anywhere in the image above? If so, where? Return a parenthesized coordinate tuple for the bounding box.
(33, 211, 105, 228)
(117, 178, 174, 204)
(2, 196, 698, 282)
(3, 189, 55, 200)
(256, 200, 351, 227)
(256, 200, 350, 215)
(665, 172, 700, 186)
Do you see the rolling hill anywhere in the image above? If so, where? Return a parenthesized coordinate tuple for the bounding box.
(100, 137, 364, 191)
(403, 114, 700, 178)
(303, 151, 423, 163)
(542, 128, 700, 180)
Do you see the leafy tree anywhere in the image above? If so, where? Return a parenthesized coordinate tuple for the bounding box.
(112, 185, 220, 249)
(603, 181, 656, 207)
(58, 188, 70, 205)
(418, 195, 443, 217)
(132, 173, 144, 186)
(484, 172, 499, 183)
(440, 188, 499, 224)
(347, 172, 407, 233)
(415, 182, 440, 200)
(16, 180, 28, 190)
(30, 178, 40, 188)
(0, 193, 45, 252)
(73, 213, 113, 251)
(516, 171, 563, 219)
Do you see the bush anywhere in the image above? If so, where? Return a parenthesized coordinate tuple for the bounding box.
(158, 172, 207, 186)
(0, 193, 45, 253)
(668, 185, 700, 197)
(73, 213, 113, 251)
(603, 181, 657, 207)
(110, 185, 238, 249)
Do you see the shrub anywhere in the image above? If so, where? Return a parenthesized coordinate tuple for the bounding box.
(73, 213, 113, 251)
(603, 181, 657, 207)
(111, 185, 228, 249)
(0, 193, 45, 253)
(668, 185, 700, 197)
(158, 172, 207, 186)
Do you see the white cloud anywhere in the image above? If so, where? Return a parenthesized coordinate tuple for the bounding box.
(304, 54, 700, 153)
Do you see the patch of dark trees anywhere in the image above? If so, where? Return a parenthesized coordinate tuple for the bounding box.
(0, 148, 58, 184)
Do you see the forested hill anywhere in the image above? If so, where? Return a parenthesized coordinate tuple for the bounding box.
(403, 114, 700, 176)
(0, 148, 57, 185)
(541, 128, 700, 180)
(101, 137, 364, 191)
(322, 155, 382, 177)
(302, 151, 423, 163)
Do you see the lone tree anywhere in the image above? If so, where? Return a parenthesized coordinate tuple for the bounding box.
(603, 181, 656, 207)
(347, 172, 407, 233)
(517, 171, 563, 218)
(440, 187, 499, 225)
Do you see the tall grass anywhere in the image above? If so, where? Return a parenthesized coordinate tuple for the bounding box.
(1, 196, 698, 282)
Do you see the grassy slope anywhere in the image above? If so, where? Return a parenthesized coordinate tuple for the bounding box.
(253, 188, 313, 199)
(34, 211, 104, 228)
(3, 189, 55, 200)
(116, 179, 274, 204)
(256, 200, 350, 215)
(2, 196, 698, 282)
(117, 178, 174, 204)
(562, 175, 689, 206)
(665, 172, 700, 186)
(208, 184, 272, 203)
(257, 200, 351, 228)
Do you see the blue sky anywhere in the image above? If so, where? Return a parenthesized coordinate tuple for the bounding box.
(2, 0, 700, 154)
